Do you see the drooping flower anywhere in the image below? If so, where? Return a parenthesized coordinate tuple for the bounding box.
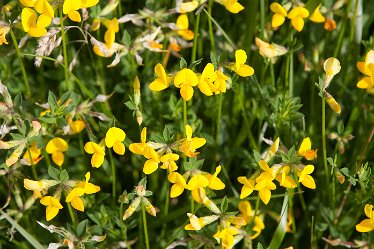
(176, 14, 194, 40)
(179, 125, 206, 157)
(356, 204, 374, 232)
(270, 3, 288, 28)
(324, 57, 341, 87)
(230, 49, 254, 77)
(84, 142, 105, 168)
(184, 213, 219, 230)
(309, 4, 325, 23)
(149, 64, 173, 91)
(40, 196, 63, 221)
(21, 7, 50, 37)
(24, 179, 59, 191)
(46, 138, 68, 167)
(297, 165, 316, 189)
(287, 7, 309, 32)
(297, 137, 317, 160)
(105, 127, 126, 155)
(324, 92, 341, 114)
(255, 38, 288, 61)
(174, 68, 199, 101)
(238, 201, 265, 239)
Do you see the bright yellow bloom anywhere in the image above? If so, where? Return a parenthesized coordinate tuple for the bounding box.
(68, 119, 85, 134)
(276, 166, 297, 189)
(356, 204, 374, 232)
(324, 57, 341, 86)
(176, 14, 194, 40)
(297, 165, 316, 189)
(149, 64, 173, 91)
(129, 127, 148, 155)
(219, 0, 244, 14)
(20, 0, 37, 8)
(142, 147, 160, 175)
(21, 8, 49, 37)
(40, 196, 63, 221)
(213, 225, 239, 249)
(270, 3, 288, 28)
(0, 23, 10, 45)
(254, 172, 276, 205)
(105, 127, 126, 155)
(206, 165, 225, 190)
(198, 63, 218, 96)
(309, 5, 325, 23)
(255, 38, 288, 61)
(76, 172, 101, 194)
(237, 176, 255, 199)
(23, 143, 43, 165)
(180, 0, 200, 13)
(213, 70, 229, 94)
(84, 142, 105, 168)
(287, 7, 309, 32)
(174, 68, 199, 101)
(103, 18, 119, 48)
(168, 171, 187, 198)
(179, 125, 206, 157)
(357, 50, 374, 91)
(184, 213, 219, 230)
(160, 153, 179, 172)
(46, 137, 68, 166)
(298, 137, 317, 160)
(63, 0, 81, 22)
(230, 50, 254, 77)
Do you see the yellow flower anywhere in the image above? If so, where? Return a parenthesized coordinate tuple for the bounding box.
(105, 127, 126, 155)
(297, 137, 317, 160)
(149, 64, 173, 91)
(24, 179, 58, 191)
(230, 49, 255, 77)
(309, 4, 325, 23)
(324, 57, 341, 86)
(213, 70, 229, 94)
(237, 176, 255, 199)
(255, 38, 288, 61)
(63, 0, 81, 22)
(206, 165, 225, 190)
(129, 127, 148, 155)
(176, 14, 194, 40)
(297, 165, 316, 189)
(270, 2, 288, 28)
(174, 68, 199, 101)
(168, 171, 187, 198)
(46, 138, 68, 167)
(68, 119, 85, 134)
(20, 0, 37, 8)
(179, 125, 206, 157)
(75, 172, 101, 194)
(276, 166, 297, 189)
(142, 147, 160, 175)
(180, 0, 200, 13)
(40, 196, 63, 221)
(324, 18, 336, 31)
(184, 213, 219, 230)
(254, 172, 276, 205)
(160, 153, 179, 172)
(81, 0, 99, 8)
(23, 143, 43, 165)
(103, 18, 119, 48)
(213, 226, 239, 249)
(262, 137, 280, 162)
(84, 142, 105, 168)
(219, 0, 244, 14)
(287, 7, 309, 32)
(198, 63, 218, 96)
(21, 8, 49, 37)
(356, 204, 374, 232)
(0, 22, 10, 45)
(357, 50, 374, 90)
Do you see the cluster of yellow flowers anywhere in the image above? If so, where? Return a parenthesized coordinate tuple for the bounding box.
(238, 137, 317, 205)
(149, 49, 254, 101)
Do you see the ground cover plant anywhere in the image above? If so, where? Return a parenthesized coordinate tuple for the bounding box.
(0, 0, 374, 248)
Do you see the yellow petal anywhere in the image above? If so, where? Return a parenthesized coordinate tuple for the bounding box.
(36, 14, 51, 28)
(270, 3, 287, 16)
(298, 137, 312, 156)
(21, 8, 37, 32)
(105, 127, 126, 148)
(291, 16, 304, 32)
(235, 49, 247, 67)
(356, 219, 374, 232)
(240, 186, 253, 199)
(198, 79, 214, 96)
(187, 175, 209, 190)
(176, 14, 189, 30)
(180, 1, 199, 13)
(224, 1, 244, 14)
(68, 10, 81, 22)
(180, 85, 194, 101)
(174, 68, 199, 88)
(84, 142, 104, 155)
(272, 14, 285, 27)
(46, 138, 68, 154)
(46, 205, 59, 221)
(309, 5, 325, 23)
(28, 27, 47, 37)
(364, 204, 373, 218)
(52, 151, 64, 166)
(357, 77, 372, 89)
(113, 141, 125, 155)
(236, 65, 254, 77)
(71, 197, 85, 212)
(149, 78, 169, 91)
(301, 175, 316, 189)
(299, 164, 314, 182)
(66, 188, 85, 202)
(143, 160, 159, 174)
(91, 153, 105, 168)
(259, 188, 271, 205)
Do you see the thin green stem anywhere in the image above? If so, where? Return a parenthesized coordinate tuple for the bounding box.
(67, 202, 76, 225)
(59, 8, 71, 91)
(9, 28, 30, 97)
(108, 149, 116, 201)
(119, 201, 132, 249)
(26, 147, 37, 179)
(141, 202, 150, 249)
(190, 195, 195, 213)
(260, 0, 265, 39)
(183, 100, 187, 129)
(289, 33, 294, 97)
(191, 13, 200, 63)
(322, 98, 330, 187)
(208, 0, 216, 54)
(269, 62, 275, 87)
(216, 94, 223, 145)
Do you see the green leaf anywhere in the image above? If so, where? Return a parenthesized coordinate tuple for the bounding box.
(59, 169, 69, 182)
(189, 58, 203, 69)
(163, 125, 171, 142)
(125, 101, 136, 110)
(59, 92, 71, 107)
(138, 177, 147, 188)
(257, 243, 265, 249)
(268, 194, 288, 249)
(0, 210, 45, 249)
(48, 165, 60, 180)
(220, 196, 228, 213)
(340, 167, 350, 176)
(337, 121, 344, 134)
(76, 219, 88, 238)
(47, 91, 57, 110)
(210, 52, 218, 68)
(179, 57, 187, 69)
(122, 30, 132, 47)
